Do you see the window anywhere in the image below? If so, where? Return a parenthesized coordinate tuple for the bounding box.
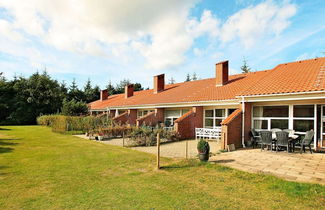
(294, 105, 314, 117)
(293, 105, 314, 133)
(253, 106, 288, 117)
(294, 120, 314, 132)
(253, 120, 268, 129)
(252, 106, 289, 130)
(204, 109, 226, 128)
(164, 109, 189, 126)
(137, 110, 153, 118)
(271, 119, 288, 129)
(228, 109, 236, 116)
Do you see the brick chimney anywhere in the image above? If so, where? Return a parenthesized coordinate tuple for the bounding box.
(153, 74, 165, 94)
(125, 84, 134, 98)
(100, 89, 108, 101)
(216, 60, 229, 86)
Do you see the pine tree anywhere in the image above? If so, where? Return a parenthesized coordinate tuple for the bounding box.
(106, 80, 115, 95)
(192, 72, 198, 81)
(185, 73, 191, 82)
(241, 57, 251, 73)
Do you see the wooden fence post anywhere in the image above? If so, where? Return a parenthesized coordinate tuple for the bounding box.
(122, 131, 125, 147)
(157, 132, 160, 170)
(185, 140, 188, 159)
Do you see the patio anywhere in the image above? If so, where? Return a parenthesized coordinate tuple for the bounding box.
(209, 149, 325, 184)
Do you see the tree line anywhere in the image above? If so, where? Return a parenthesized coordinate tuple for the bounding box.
(0, 71, 143, 125)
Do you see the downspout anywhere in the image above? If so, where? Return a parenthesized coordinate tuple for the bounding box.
(241, 96, 246, 148)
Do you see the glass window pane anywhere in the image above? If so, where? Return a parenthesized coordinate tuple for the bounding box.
(205, 119, 213, 127)
(293, 120, 314, 132)
(294, 105, 314, 117)
(205, 110, 213, 117)
(253, 106, 288, 117)
(253, 120, 268, 129)
(263, 106, 288, 117)
(253, 106, 263, 117)
(215, 119, 223, 127)
(215, 109, 225, 117)
(228, 109, 236, 116)
(181, 109, 190, 115)
(166, 110, 180, 118)
(271, 119, 288, 129)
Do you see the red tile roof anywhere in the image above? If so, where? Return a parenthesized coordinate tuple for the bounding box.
(239, 57, 325, 96)
(89, 70, 270, 109)
(89, 57, 325, 109)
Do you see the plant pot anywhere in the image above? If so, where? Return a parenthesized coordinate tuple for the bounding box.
(98, 136, 103, 141)
(198, 153, 209, 162)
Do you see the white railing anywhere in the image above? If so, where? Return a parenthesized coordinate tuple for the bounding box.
(195, 127, 221, 140)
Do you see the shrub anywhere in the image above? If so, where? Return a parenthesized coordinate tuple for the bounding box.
(197, 139, 210, 154)
(37, 114, 112, 134)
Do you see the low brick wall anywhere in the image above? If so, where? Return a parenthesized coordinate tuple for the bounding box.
(136, 108, 164, 127)
(174, 106, 203, 139)
(112, 112, 128, 124)
(221, 109, 242, 149)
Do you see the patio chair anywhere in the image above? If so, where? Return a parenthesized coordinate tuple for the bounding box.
(250, 129, 261, 148)
(275, 131, 289, 152)
(259, 131, 273, 151)
(294, 130, 315, 154)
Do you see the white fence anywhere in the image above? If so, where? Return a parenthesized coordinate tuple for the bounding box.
(195, 127, 221, 140)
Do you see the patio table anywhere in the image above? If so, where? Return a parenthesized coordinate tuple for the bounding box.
(272, 133, 299, 152)
(272, 133, 299, 140)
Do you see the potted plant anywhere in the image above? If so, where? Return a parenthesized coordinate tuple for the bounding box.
(98, 133, 104, 141)
(197, 139, 210, 161)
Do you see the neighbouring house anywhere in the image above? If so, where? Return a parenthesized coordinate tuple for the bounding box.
(89, 57, 325, 151)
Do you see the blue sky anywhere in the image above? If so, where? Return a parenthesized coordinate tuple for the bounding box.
(0, 0, 324, 89)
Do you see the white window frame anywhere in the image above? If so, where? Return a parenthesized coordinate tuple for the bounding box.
(204, 108, 230, 129)
(252, 105, 289, 130)
(137, 110, 153, 118)
(164, 109, 190, 126)
(292, 104, 315, 134)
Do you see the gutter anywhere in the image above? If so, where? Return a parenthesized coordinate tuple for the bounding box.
(241, 96, 246, 148)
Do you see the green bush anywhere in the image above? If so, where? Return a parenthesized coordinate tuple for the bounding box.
(37, 114, 112, 134)
(127, 126, 180, 147)
(197, 139, 210, 154)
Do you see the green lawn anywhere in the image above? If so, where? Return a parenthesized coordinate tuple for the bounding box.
(0, 126, 324, 209)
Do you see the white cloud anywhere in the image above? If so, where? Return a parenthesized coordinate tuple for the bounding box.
(220, 1, 297, 48)
(0, 0, 297, 72)
(0, 19, 24, 42)
(0, 0, 198, 69)
(188, 10, 220, 38)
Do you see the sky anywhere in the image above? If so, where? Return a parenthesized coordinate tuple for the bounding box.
(0, 0, 324, 89)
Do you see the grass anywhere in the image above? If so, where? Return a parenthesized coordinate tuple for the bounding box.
(0, 126, 324, 209)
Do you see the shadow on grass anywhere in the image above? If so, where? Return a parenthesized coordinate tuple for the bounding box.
(0, 147, 14, 154)
(0, 128, 11, 130)
(210, 159, 235, 164)
(0, 141, 18, 146)
(0, 166, 9, 176)
(161, 159, 208, 170)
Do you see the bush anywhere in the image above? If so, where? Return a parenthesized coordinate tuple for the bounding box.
(127, 126, 180, 147)
(197, 139, 210, 154)
(37, 114, 112, 134)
